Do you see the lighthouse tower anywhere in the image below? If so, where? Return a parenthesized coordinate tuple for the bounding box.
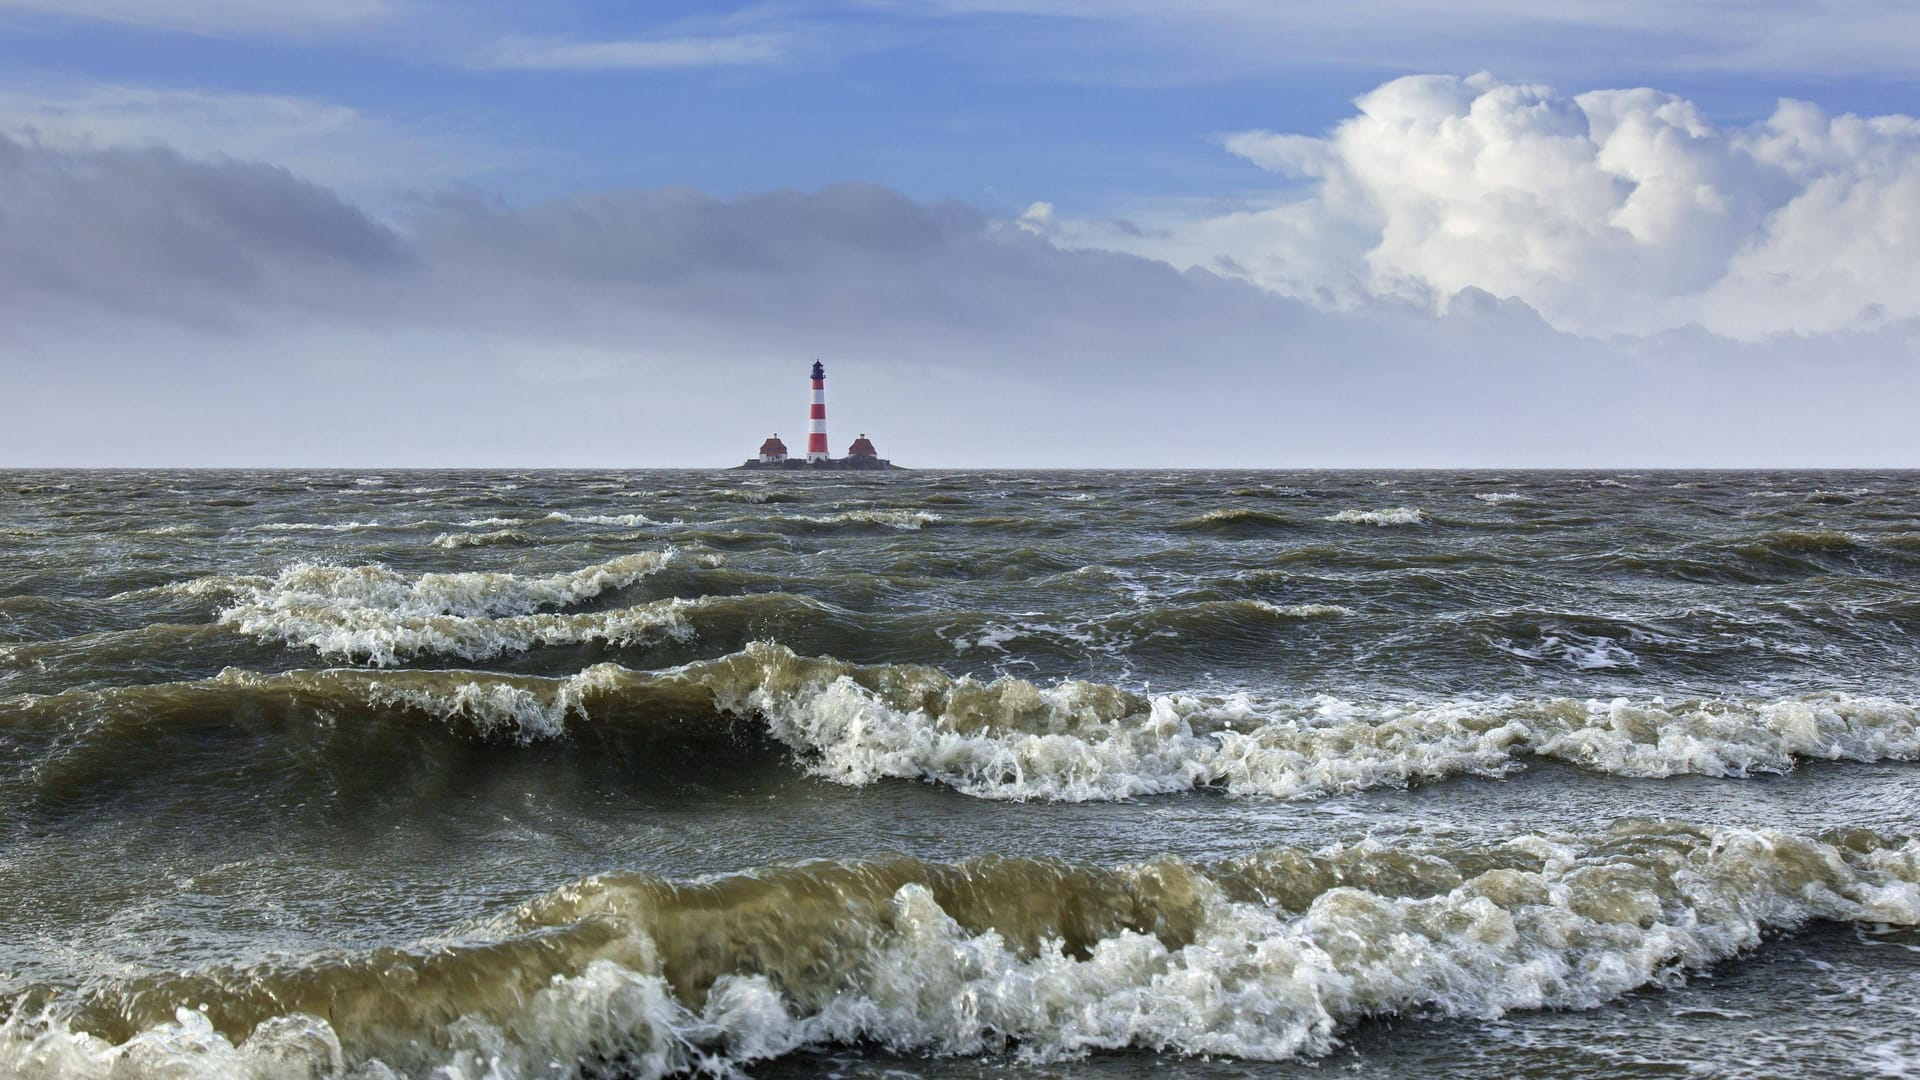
(806, 360, 829, 462)
(737, 360, 897, 469)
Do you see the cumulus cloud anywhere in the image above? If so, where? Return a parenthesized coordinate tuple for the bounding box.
(1040, 74, 1920, 340)
(2, 126, 1916, 467)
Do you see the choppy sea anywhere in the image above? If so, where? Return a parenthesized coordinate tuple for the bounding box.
(1, 469, 1916, 1078)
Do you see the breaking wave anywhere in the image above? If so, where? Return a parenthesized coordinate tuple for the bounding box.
(17, 645, 1917, 801)
(542, 511, 662, 528)
(213, 552, 683, 664)
(605, 646, 1915, 800)
(721, 489, 802, 504)
(250, 520, 392, 533)
(785, 510, 942, 531)
(1323, 507, 1429, 526)
(1250, 601, 1352, 619)
(429, 528, 534, 549)
(4, 824, 1914, 1078)
(249, 517, 526, 536)
(1177, 508, 1296, 532)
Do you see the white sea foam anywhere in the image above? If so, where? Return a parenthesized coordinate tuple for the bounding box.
(224, 597, 695, 666)
(943, 622, 1026, 653)
(108, 574, 274, 604)
(936, 614, 1107, 656)
(253, 520, 396, 533)
(1474, 492, 1528, 505)
(542, 511, 661, 528)
(266, 644, 1920, 800)
(1322, 507, 1428, 526)
(1494, 632, 1641, 670)
(681, 646, 1920, 802)
(5, 827, 1914, 1078)
(249, 517, 522, 535)
(1248, 601, 1353, 619)
(429, 528, 533, 549)
(356, 665, 633, 741)
(215, 552, 680, 665)
(791, 510, 942, 530)
(0, 1008, 349, 1080)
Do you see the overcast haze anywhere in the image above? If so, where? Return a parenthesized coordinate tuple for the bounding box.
(1, 1, 1916, 466)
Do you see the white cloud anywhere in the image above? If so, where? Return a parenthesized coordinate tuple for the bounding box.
(476, 33, 787, 71)
(4, 123, 1917, 467)
(1040, 74, 1920, 340)
(0, 0, 390, 36)
(0, 80, 511, 198)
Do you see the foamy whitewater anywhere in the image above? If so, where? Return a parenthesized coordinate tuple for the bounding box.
(1, 469, 1917, 1079)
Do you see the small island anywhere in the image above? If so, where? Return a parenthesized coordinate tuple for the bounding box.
(735, 433, 904, 470)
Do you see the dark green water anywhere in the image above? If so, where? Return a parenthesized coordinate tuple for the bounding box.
(0, 470, 1915, 1078)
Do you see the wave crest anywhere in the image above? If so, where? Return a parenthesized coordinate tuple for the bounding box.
(542, 511, 660, 528)
(214, 552, 682, 664)
(428, 528, 534, 549)
(35, 645, 1911, 801)
(788, 510, 941, 531)
(1177, 508, 1295, 532)
(652, 648, 1920, 800)
(9, 825, 1916, 1078)
(1322, 507, 1429, 526)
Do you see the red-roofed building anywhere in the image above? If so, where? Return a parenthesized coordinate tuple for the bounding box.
(847, 434, 878, 458)
(758, 435, 788, 463)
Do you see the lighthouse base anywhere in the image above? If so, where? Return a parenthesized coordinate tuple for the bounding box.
(732, 457, 905, 471)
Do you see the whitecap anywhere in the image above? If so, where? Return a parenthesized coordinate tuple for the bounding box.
(543, 511, 660, 528)
(215, 552, 680, 665)
(1322, 507, 1428, 526)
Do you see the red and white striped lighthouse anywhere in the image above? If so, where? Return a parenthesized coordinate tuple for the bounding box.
(806, 360, 829, 462)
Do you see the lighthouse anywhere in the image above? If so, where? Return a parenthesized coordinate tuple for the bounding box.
(735, 361, 901, 469)
(806, 360, 830, 462)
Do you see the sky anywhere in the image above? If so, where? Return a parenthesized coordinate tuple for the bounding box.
(1, 0, 1916, 466)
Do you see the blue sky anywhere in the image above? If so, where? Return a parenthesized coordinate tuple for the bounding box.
(6, 1, 1911, 210)
(0, 4, 1374, 209)
(1, 1, 1917, 465)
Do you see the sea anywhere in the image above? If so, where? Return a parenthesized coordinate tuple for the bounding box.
(0, 469, 1915, 1079)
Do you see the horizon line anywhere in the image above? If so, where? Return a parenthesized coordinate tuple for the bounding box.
(5, 464, 1918, 473)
